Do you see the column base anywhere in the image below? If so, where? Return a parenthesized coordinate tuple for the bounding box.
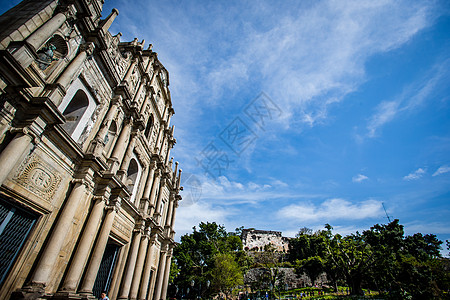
(51, 291, 89, 299)
(10, 283, 45, 300)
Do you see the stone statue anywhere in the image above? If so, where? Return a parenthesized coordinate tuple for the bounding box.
(36, 44, 58, 70)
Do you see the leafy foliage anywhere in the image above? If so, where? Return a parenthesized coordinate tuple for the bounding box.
(287, 220, 448, 299)
(171, 222, 251, 299)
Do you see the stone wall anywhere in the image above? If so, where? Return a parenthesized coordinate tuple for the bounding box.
(241, 229, 290, 252)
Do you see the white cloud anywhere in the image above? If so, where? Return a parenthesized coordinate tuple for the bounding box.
(353, 174, 369, 183)
(174, 201, 231, 238)
(403, 168, 426, 181)
(277, 198, 383, 222)
(405, 221, 450, 235)
(432, 165, 450, 177)
(114, 0, 442, 134)
(365, 59, 450, 138)
(367, 100, 401, 138)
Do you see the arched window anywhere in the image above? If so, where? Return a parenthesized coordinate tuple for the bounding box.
(144, 114, 154, 140)
(126, 159, 139, 193)
(58, 78, 98, 143)
(61, 90, 89, 135)
(104, 120, 117, 155)
(126, 156, 142, 204)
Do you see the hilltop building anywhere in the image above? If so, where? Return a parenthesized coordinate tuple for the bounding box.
(241, 229, 290, 252)
(0, 1, 181, 299)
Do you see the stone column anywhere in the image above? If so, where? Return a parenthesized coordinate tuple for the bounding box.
(123, 59, 137, 83)
(153, 177, 166, 222)
(56, 43, 95, 94)
(158, 130, 167, 157)
(99, 9, 119, 34)
(164, 138, 175, 165)
(0, 130, 33, 186)
(30, 179, 91, 287)
(91, 96, 121, 155)
(118, 224, 144, 299)
(26, 10, 71, 51)
(138, 238, 155, 300)
(141, 161, 157, 215)
(164, 194, 175, 228)
(133, 79, 146, 105)
(153, 245, 168, 300)
(160, 249, 173, 300)
(139, 87, 152, 115)
(170, 200, 179, 232)
(147, 169, 161, 216)
(135, 162, 149, 205)
(78, 198, 121, 294)
(61, 196, 107, 292)
(129, 229, 150, 299)
(108, 118, 132, 173)
(154, 123, 165, 153)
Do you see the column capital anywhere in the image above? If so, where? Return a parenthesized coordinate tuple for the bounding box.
(133, 220, 146, 233)
(92, 195, 108, 204)
(149, 160, 158, 170)
(111, 95, 123, 106)
(169, 193, 176, 202)
(55, 4, 77, 19)
(72, 178, 94, 191)
(80, 42, 95, 56)
(10, 126, 40, 144)
(106, 197, 122, 212)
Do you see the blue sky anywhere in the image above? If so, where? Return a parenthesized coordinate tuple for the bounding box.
(2, 1, 450, 250)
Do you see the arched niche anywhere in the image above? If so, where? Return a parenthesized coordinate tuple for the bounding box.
(36, 35, 68, 73)
(104, 120, 117, 155)
(144, 114, 154, 140)
(126, 155, 142, 204)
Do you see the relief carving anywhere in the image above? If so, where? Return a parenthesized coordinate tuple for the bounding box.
(14, 154, 62, 201)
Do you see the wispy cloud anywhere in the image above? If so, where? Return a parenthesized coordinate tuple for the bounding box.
(403, 168, 426, 181)
(433, 165, 450, 177)
(112, 0, 443, 132)
(194, 175, 322, 205)
(353, 174, 369, 183)
(405, 221, 450, 235)
(174, 201, 232, 237)
(277, 198, 383, 222)
(366, 58, 450, 138)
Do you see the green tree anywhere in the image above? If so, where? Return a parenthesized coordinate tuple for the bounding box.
(210, 253, 244, 299)
(171, 222, 250, 299)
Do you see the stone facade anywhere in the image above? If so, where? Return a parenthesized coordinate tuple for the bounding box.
(0, 1, 181, 300)
(241, 229, 290, 252)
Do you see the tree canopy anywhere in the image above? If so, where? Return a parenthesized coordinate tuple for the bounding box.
(171, 222, 250, 299)
(288, 219, 449, 299)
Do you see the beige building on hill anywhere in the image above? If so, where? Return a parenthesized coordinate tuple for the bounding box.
(0, 1, 182, 299)
(241, 229, 290, 252)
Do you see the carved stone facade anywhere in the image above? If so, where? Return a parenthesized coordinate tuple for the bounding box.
(241, 229, 290, 252)
(0, 1, 181, 299)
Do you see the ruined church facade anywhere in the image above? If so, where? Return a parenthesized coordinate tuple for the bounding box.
(0, 1, 181, 299)
(241, 229, 290, 252)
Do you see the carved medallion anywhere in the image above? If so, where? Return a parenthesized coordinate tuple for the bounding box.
(14, 154, 62, 201)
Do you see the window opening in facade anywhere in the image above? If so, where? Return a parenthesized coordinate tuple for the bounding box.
(0, 198, 38, 287)
(92, 242, 120, 298)
(144, 114, 154, 140)
(61, 90, 89, 135)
